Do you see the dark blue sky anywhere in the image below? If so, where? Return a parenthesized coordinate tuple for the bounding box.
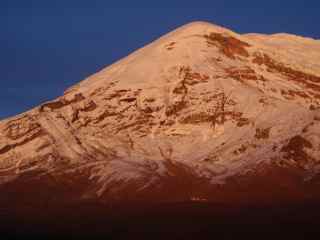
(1, 0, 319, 120)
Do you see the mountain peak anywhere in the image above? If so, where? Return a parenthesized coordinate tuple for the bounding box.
(65, 21, 252, 96)
(158, 21, 239, 46)
(1, 21, 320, 205)
(172, 21, 230, 33)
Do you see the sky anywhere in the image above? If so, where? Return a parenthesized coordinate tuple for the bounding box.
(1, 0, 320, 120)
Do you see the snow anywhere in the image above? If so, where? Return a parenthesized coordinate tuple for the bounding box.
(0, 21, 320, 199)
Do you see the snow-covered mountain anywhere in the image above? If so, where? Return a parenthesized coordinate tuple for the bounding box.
(1, 21, 320, 205)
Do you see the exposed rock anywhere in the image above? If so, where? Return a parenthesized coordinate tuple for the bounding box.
(204, 32, 251, 59)
(281, 135, 314, 163)
(255, 127, 271, 139)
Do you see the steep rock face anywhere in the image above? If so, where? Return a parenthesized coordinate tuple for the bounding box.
(1, 21, 320, 204)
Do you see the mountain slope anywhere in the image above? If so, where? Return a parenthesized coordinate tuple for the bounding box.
(1, 21, 320, 205)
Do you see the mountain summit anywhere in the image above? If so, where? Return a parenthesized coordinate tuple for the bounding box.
(1, 21, 320, 206)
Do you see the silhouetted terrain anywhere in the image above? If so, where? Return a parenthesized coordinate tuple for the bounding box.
(1, 201, 320, 239)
